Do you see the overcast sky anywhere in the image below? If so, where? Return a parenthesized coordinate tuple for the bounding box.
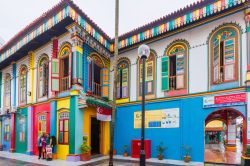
(0, 0, 198, 42)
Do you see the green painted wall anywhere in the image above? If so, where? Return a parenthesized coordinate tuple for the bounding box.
(15, 108, 28, 154)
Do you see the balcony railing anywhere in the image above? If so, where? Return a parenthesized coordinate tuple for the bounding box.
(93, 82, 102, 97)
(61, 76, 69, 91)
(169, 75, 176, 90)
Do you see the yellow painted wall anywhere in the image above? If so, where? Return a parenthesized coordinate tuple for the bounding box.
(56, 98, 70, 160)
(206, 120, 223, 128)
(83, 106, 110, 155)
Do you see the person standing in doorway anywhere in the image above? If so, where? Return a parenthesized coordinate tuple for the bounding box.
(37, 134, 42, 159)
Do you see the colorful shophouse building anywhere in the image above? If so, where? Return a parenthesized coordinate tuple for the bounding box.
(0, 0, 250, 163)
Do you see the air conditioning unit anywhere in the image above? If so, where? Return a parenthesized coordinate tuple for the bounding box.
(11, 106, 17, 113)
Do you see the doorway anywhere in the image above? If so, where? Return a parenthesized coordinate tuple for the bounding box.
(204, 109, 245, 165)
(91, 117, 100, 155)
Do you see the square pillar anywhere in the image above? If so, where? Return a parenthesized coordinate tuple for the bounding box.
(26, 106, 33, 155)
(66, 90, 83, 162)
(9, 113, 15, 152)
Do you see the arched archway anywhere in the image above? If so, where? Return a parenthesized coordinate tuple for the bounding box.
(204, 108, 246, 165)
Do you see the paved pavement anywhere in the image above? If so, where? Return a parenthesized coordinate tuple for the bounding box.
(0, 157, 236, 166)
(0, 156, 45, 166)
(204, 140, 242, 165)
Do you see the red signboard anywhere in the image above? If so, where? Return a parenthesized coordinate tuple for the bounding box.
(214, 93, 246, 104)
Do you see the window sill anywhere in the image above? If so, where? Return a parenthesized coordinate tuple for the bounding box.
(138, 94, 155, 100)
(37, 96, 48, 103)
(165, 89, 187, 97)
(116, 98, 129, 104)
(18, 102, 27, 108)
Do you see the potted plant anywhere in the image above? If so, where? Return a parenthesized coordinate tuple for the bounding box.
(80, 136, 91, 161)
(241, 145, 250, 166)
(123, 145, 129, 157)
(156, 142, 167, 160)
(183, 145, 191, 162)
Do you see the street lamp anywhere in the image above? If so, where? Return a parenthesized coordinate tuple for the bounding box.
(138, 44, 150, 166)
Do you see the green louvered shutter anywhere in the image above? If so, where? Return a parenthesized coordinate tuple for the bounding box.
(161, 56, 169, 91)
(76, 52, 83, 82)
(51, 58, 60, 92)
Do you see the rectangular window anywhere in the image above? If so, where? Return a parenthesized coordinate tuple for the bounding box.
(58, 112, 69, 144)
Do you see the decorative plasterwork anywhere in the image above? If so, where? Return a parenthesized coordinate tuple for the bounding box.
(118, 0, 246, 49)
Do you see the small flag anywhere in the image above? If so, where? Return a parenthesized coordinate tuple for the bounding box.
(97, 107, 111, 121)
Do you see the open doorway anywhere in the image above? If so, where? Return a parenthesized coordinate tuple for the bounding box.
(204, 109, 245, 165)
(91, 117, 100, 155)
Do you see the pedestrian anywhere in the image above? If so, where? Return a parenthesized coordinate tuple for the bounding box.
(46, 133, 53, 161)
(51, 135, 57, 155)
(41, 133, 47, 159)
(37, 134, 42, 159)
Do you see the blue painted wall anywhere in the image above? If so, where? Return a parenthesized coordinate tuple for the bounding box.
(114, 91, 246, 162)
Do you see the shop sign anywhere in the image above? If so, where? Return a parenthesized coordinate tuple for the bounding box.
(134, 108, 179, 129)
(203, 93, 246, 108)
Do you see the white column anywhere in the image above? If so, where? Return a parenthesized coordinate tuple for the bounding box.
(26, 106, 33, 155)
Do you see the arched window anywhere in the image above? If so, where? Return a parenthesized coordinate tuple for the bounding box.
(209, 25, 240, 84)
(4, 74, 11, 109)
(88, 54, 110, 98)
(38, 56, 49, 98)
(117, 59, 130, 99)
(59, 45, 71, 91)
(19, 66, 28, 104)
(58, 111, 69, 144)
(138, 52, 156, 98)
(162, 41, 188, 91)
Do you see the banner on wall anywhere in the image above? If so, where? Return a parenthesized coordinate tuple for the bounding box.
(203, 93, 246, 108)
(227, 125, 236, 145)
(97, 107, 111, 121)
(134, 108, 179, 129)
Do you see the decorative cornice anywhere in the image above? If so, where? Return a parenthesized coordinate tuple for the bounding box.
(0, 0, 248, 64)
(118, 0, 247, 49)
(0, 0, 113, 63)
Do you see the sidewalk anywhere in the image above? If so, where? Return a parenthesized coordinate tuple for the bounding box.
(114, 155, 204, 166)
(0, 151, 108, 166)
(0, 151, 204, 166)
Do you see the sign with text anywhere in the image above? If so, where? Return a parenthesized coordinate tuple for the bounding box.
(203, 93, 246, 108)
(134, 108, 179, 129)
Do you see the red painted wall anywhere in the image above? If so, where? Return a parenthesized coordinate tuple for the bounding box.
(33, 103, 50, 155)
